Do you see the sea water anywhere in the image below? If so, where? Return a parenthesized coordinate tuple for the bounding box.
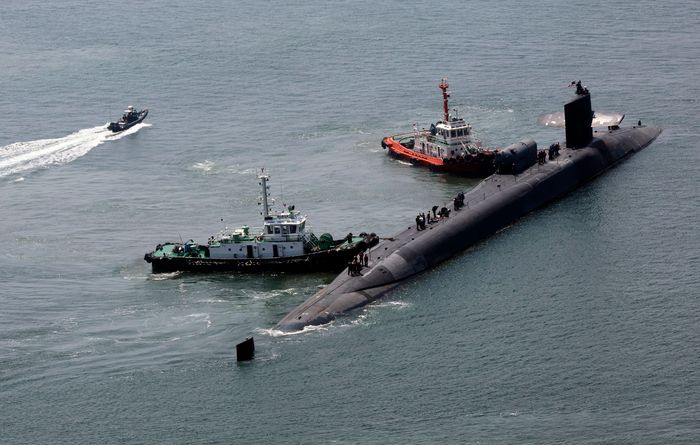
(1, 0, 699, 443)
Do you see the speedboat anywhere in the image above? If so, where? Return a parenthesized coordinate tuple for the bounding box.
(108, 106, 148, 132)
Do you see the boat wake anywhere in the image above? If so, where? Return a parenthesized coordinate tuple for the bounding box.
(259, 299, 411, 339)
(192, 160, 215, 172)
(0, 123, 150, 178)
(257, 323, 330, 337)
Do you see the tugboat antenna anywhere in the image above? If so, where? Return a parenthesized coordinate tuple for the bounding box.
(439, 78, 450, 122)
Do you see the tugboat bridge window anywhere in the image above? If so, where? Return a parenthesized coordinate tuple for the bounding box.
(282, 226, 289, 235)
(274, 226, 281, 234)
(267, 226, 273, 234)
(290, 225, 297, 234)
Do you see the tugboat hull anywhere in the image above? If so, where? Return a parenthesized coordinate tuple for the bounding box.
(144, 236, 378, 274)
(383, 135, 496, 177)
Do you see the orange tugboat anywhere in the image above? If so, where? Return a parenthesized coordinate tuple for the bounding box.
(381, 79, 498, 177)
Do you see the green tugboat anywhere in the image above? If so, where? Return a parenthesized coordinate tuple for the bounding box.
(144, 171, 378, 273)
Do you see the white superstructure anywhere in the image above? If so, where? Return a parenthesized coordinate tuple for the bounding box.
(208, 172, 314, 260)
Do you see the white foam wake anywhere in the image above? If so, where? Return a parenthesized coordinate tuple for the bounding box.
(0, 123, 150, 177)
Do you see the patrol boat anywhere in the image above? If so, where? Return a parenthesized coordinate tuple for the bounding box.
(144, 172, 378, 273)
(108, 106, 148, 132)
(381, 79, 498, 176)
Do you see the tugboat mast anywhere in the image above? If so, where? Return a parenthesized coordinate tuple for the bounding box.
(259, 172, 271, 218)
(439, 78, 450, 122)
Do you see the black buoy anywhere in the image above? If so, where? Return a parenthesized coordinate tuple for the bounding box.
(236, 337, 255, 362)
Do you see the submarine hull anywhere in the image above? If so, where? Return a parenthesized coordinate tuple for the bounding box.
(276, 94, 661, 332)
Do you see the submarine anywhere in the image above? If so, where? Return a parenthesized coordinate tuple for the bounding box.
(275, 86, 662, 333)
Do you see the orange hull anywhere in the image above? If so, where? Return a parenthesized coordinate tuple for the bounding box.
(382, 136, 497, 177)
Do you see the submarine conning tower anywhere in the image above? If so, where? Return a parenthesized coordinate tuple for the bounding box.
(565, 92, 593, 148)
